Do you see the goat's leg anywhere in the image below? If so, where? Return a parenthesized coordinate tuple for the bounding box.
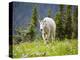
(42, 34, 46, 44)
(46, 29, 50, 43)
(54, 28, 56, 40)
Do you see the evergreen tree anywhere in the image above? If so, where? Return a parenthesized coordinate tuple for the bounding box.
(31, 7, 38, 27)
(28, 7, 38, 41)
(54, 5, 64, 40)
(65, 5, 72, 39)
(72, 6, 78, 39)
(59, 5, 65, 39)
(47, 8, 52, 17)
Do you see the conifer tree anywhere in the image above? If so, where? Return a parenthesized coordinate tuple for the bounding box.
(72, 6, 78, 39)
(65, 5, 72, 39)
(54, 5, 64, 40)
(48, 8, 52, 17)
(28, 7, 38, 41)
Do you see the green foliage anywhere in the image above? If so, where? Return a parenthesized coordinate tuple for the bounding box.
(65, 5, 72, 39)
(13, 6, 39, 44)
(31, 7, 38, 27)
(54, 5, 65, 40)
(12, 39, 78, 58)
(28, 25, 36, 41)
(72, 7, 78, 39)
(28, 7, 38, 41)
(54, 5, 78, 39)
(13, 27, 30, 44)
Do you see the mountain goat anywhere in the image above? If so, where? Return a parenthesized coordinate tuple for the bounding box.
(39, 17, 56, 44)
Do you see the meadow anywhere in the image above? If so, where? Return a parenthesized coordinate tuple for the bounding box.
(13, 39, 78, 58)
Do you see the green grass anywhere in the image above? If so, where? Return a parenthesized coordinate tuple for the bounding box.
(12, 39, 78, 58)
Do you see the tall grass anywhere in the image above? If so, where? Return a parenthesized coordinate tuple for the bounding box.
(12, 39, 78, 58)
